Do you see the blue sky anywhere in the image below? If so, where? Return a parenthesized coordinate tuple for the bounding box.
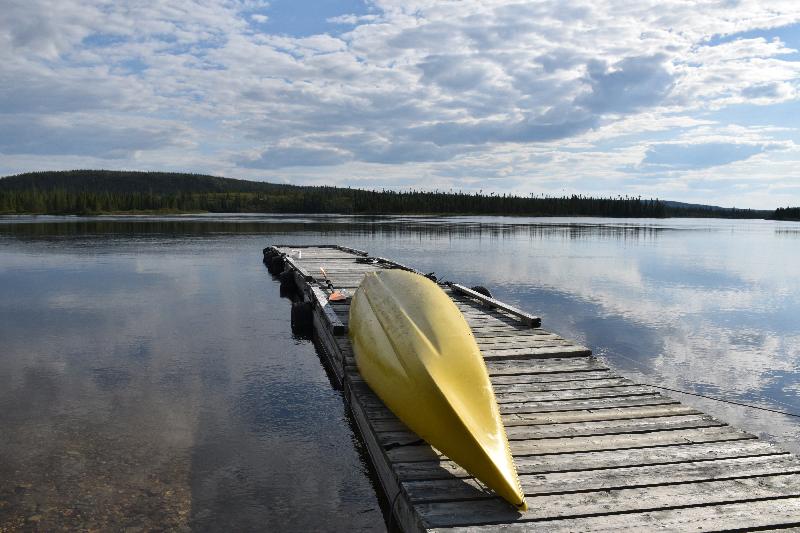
(249, 0, 373, 37)
(2, 1, 800, 208)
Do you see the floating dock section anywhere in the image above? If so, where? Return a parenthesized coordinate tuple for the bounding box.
(264, 244, 800, 532)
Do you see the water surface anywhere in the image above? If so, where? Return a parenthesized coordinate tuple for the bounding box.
(1, 214, 799, 530)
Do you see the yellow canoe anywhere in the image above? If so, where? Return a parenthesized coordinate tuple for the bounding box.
(349, 270, 526, 511)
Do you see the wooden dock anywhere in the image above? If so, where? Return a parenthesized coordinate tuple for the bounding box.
(264, 244, 800, 532)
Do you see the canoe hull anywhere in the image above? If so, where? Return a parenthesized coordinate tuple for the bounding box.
(349, 270, 526, 510)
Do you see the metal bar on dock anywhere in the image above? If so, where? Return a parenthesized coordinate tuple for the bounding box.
(449, 283, 541, 327)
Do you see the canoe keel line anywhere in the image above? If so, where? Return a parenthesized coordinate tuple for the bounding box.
(264, 244, 800, 532)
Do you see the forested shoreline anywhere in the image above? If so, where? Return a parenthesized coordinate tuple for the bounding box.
(0, 170, 781, 219)
(770, 207, 800, 221)
(0, 187, 670, 217)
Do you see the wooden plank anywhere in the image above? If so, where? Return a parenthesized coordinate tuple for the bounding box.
(427, 492, 800, 533)
(287, 252, 356, 257)
(294, 263, 380, 271)
(290, 256, 364, 261)
(272, 245, 358, 256)
(370, 407, 716, 438)
(511, 425, 752, 456)
(376, 415, 725, 447)
(454, 304, 523, 316)
(485, 358, 607, 375)
(311, 311, 344, 386)
(386, 426, 754, 463)
(473, 327, 553, 336)
(503, 413, 723, 437)
(423, 488, 800, 530)
(478, 336, 579, 348)
(322, 281, 366, 290)
(281, 255, 360, 262)
(489, 370, 613, 384)
(480, 339, 584, 351)
(464, 317, 531, 330)
(478, 339, 576, 350)
(457, 308, 530, 323)
(501, 404, 702, 426)
(525, 453, 800, 494)
(481, 345, 592, 360)
(346, 384, 425, 532)
(472, 327, 563, 337)
(335, 336, 354, 355)
(363, 374, 634, 394)
(492, 377, 634, 392)
(360, 397, 688, 423)
(282, 254, 313, 280)
(457, 305, 522, 317)
(309, 275, 374, 284)
(306, 265, 375, 270)
(323, 274, 369, 283)
(310, 285, 347, 335)
(468, 323, 537, 332)
(493, 385, 659, 404)
(447, 284, 541, 327)
(332, 307, 350, 324)
(295, 263, 374, 270)
(343, 350, 602, 374)
(322, 273, 370, 280)
(403, 454, 800, 503)
(461, 312, 524, 327)
(273, 244, 353, 250)
(498, 395, 680, 415)
(300, 268, 369, 277)
(475, 334, 569, 346)
(349, 380, 662, 408)
(394, 440, 786, 480)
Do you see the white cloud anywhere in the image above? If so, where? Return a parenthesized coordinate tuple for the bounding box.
(327, 14, 380, 25)
(1, 1, 800, 206)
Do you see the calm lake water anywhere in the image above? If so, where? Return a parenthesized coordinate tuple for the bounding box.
(1, 214, 799, 530)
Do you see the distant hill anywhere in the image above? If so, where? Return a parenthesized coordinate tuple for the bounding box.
(663, 200, 731, 211)
(0, 169, 776, 219)
(0, 169, 290, 195)
(662, 200, 771, 219)
(0, 169, 668, 217)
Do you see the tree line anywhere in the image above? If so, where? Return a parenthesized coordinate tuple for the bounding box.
(0, 187, 668, 217)
(769, 207, 800, 221)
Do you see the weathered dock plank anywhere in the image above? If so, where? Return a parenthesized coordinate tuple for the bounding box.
(394, 440, 787, 480)
(264, 244, 800, 532)
(422, 486, 800, 530)
(405, 454, 800, 503)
